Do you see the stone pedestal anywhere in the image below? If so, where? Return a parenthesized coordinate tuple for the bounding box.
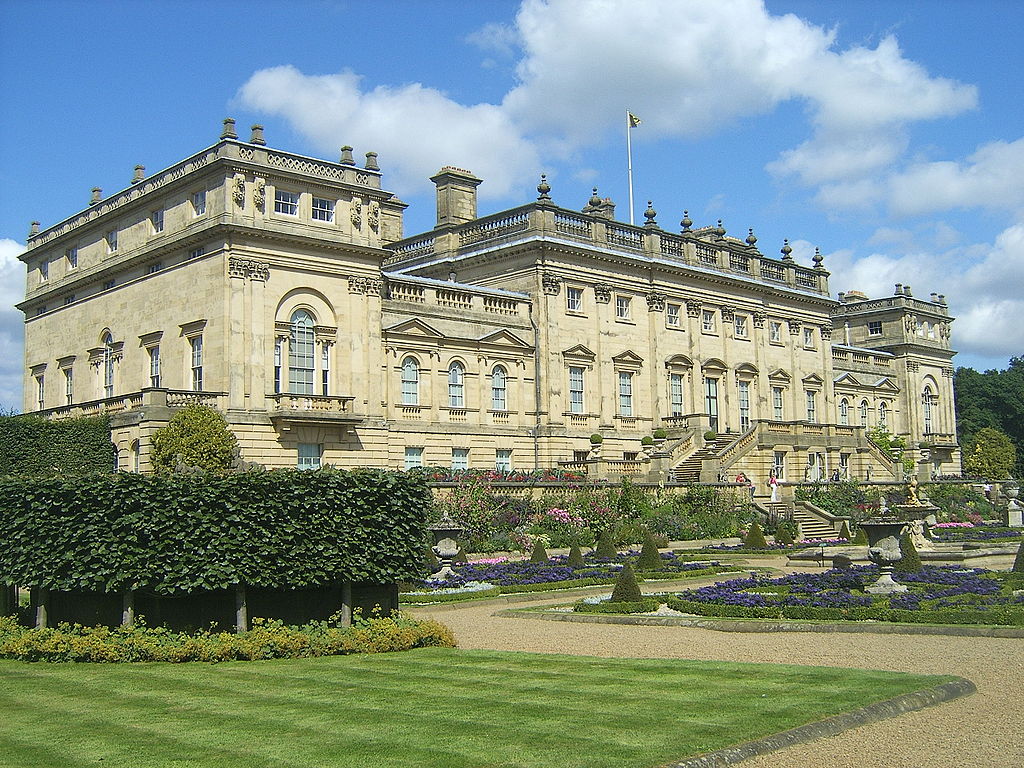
(860, 518, 909, 594)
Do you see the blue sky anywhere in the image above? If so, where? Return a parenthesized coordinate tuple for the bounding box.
(1, 0, 1022, 411)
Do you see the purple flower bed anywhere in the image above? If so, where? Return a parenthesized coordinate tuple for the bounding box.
(422, 552, 721, 589)
(676, 565, 1024, 611)
(930, 525, 1023, 543)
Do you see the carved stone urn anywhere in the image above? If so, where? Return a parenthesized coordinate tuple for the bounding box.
(860, 517, 909, 594)
(428, 512, 464, 582)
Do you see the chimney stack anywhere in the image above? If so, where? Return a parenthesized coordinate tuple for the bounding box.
(430, 167, 482, 227)
(132, 165, 145, 183)
(249, 124, 266, 145)
(221, 117, 238, 139)
(90, 187, 102, 204)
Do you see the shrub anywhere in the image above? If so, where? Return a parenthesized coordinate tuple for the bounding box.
(838, 521, 852, 540)
(894, 532, 922, 573)
(744, 521, 768, 549)
(653, 428, 668, 440)
(567, 542, 585, 568)
(636, 534, 662, 570)
(0, 612, 455, 663)
(610, 562, 642, 603)
(1013, 540, 1024, 573)
(852, 526, 868, 545)
(150, 404, 240, 474)
(775, 525, 794, 545)
(703, 430, 717, 441)
(454, 548, 470, 564)
(795, 480, 868, 519)
(425, 546, 439, 569)
(529, 539, 549, 563)
(641, 436, 654, 447)
(589, 433, 603, 445)
(595, 529, 618, 558)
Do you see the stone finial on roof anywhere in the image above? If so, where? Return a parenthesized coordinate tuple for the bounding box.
(221, 118, 238, 139)
(249, 124, 266, 145)
(780, 239, 793, 261)
(644, 201, 657, 227)
(536, 174, 551, 201)
(746, 228, 757, 247)
(813, 246, 824, 269)
(680, 210, 692, 232)
(714, 219, 726, 239)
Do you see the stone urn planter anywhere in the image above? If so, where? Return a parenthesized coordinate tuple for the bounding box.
(428, 512, 464, 582)
(859, 517, 909, 594)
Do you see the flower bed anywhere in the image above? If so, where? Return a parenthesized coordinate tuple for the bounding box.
(929, 525, 1024, 543)
(402, 552, 737, 603)
(664, 566, 1024, 626)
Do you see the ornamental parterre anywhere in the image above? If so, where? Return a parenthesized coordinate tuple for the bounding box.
(420, 552, 725, 590)
(668, 565, 1024, 624)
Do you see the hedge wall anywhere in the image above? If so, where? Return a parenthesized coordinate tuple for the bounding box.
(0, 469, 430, 593)
(0, 414, 114, 476)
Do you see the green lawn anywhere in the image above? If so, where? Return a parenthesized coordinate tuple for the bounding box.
(0, 648, 950, 768)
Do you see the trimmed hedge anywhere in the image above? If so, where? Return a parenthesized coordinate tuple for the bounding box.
(0, 612, 456, 663)
(665, 597, 1024, 626)
(573, 597, 660, 614)
(0, 469, 431, 593)
(0, 414, 114, 476)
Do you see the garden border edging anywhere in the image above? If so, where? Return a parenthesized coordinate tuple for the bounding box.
(664, 677, 976, 767)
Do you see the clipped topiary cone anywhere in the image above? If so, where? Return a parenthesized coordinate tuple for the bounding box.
(838, 520, 852, 540)
(454, 547, 469, 564)
(595, 529, 618, 558)
(894, 531, 922, 573)
(529, 539, 549, 563)
(744, 521, 768, 549)
(636, 533, 662, 570)
(775, 525, 794, 546)
(425, 546, 440, 569)
(852, 526, 868, 545)
(567, 542, 585, 568)
(610, 561, 643, 603)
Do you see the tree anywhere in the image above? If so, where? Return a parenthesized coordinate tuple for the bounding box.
(150, 404, 240, 474)
(962, 427, 1017, 480)
(955, 358, 1024, 478)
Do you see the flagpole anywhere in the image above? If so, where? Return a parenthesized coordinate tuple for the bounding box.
(626, 109, 635, 225)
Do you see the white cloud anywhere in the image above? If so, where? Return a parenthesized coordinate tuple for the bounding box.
(236, 66, 541, 199)
(0, 239, 26, 412)
(235, 0, 977, 208)
(887, 137, 1024, 217)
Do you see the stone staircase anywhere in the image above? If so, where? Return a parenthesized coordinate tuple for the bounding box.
(671, 439, 725, 483)
(792, 503, 843, 541)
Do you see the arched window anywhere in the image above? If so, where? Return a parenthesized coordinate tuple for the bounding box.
(448, 362, 465, 408)
(839, 398, 849, 426)
(922, 386, 934, 434)
(102, 332, 114, 398)
(288, 310, 315, 394)
(491, 365, 507, 411)
(859, 400, 869, 426)
(878, 401, 888, 426)
(401, 357, 419, 405)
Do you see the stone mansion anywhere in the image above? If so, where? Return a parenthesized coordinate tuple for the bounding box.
(18, 120, 960, 485)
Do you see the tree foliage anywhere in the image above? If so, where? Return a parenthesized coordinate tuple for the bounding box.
(955, 357, 1024, 478)
(962, 427, 1017, 480)
(0, 414, 114, 476)
(0, 469, 430, 593)
(151, 404, 240, 474)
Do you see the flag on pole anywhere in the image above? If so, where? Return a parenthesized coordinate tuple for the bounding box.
(628, 111, 642, 127)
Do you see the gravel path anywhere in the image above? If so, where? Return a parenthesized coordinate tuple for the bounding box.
(408, 565, 1024, 768)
